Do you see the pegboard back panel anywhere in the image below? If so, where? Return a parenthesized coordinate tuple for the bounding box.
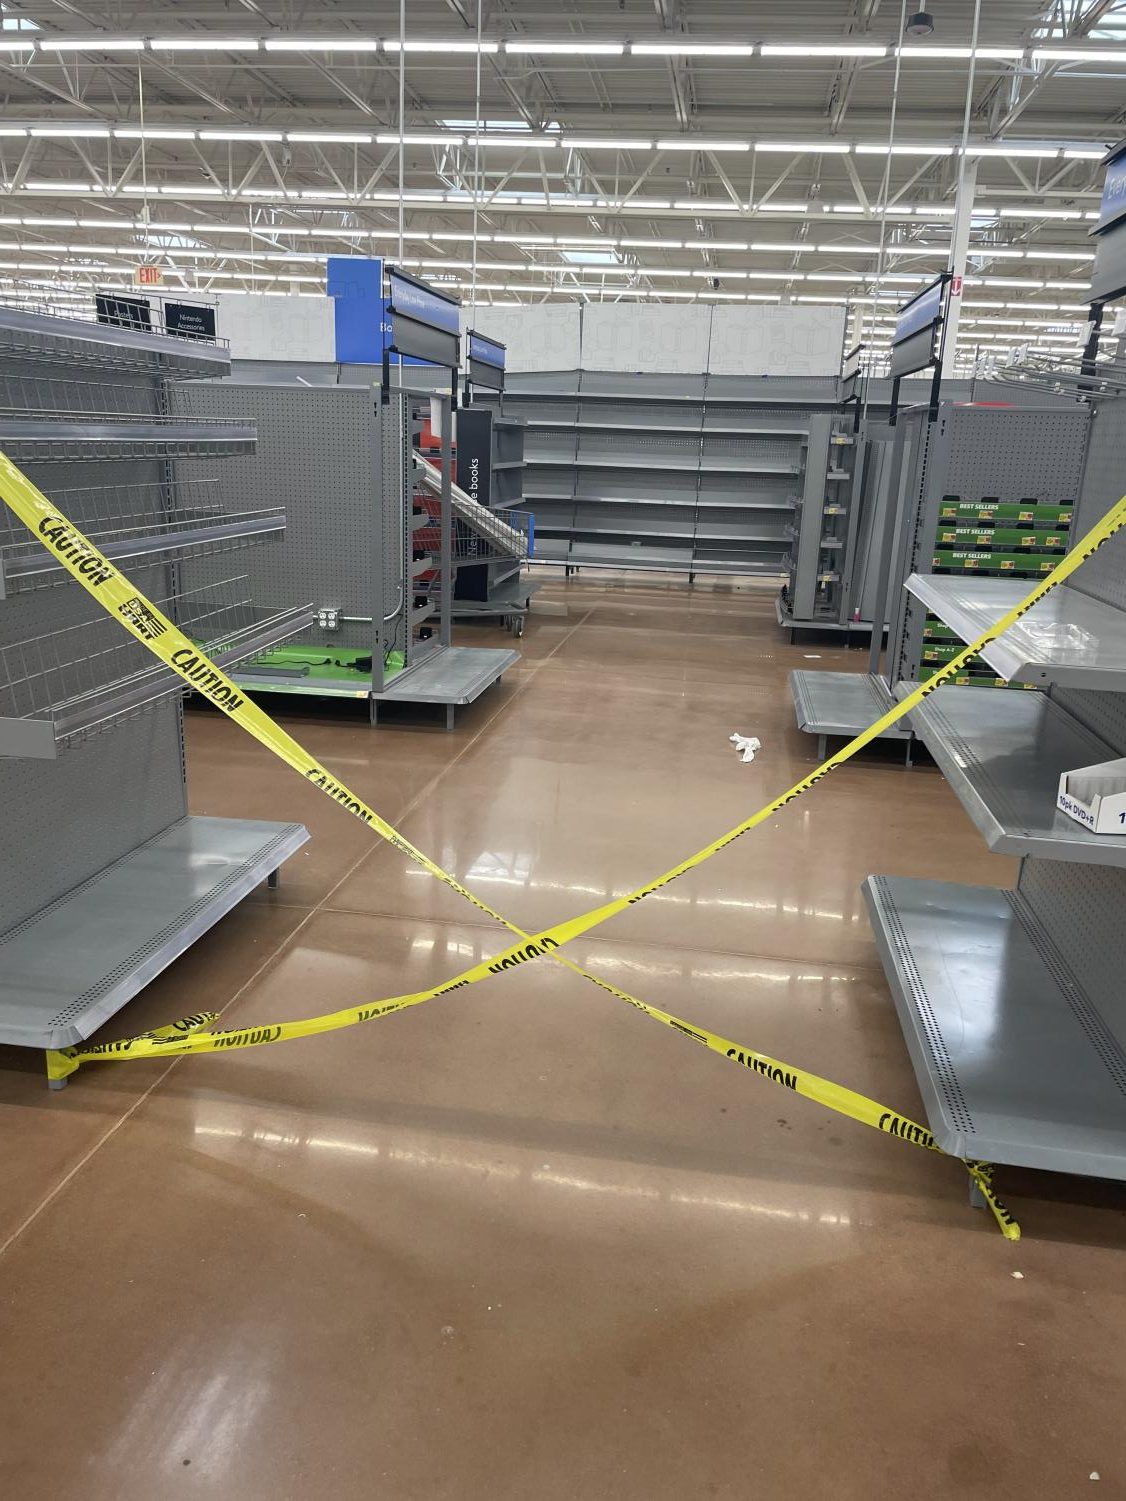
(1017, 860, 1126, 1051)
(173, 382, 380, 651)
(0, 701, 184, 935)
(937, 405, 1089, 505)
(1051, 688, 1126, 757)
(1067, 391, 1126, 611)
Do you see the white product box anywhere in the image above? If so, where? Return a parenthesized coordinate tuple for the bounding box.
(1057, 757, 1126, 834)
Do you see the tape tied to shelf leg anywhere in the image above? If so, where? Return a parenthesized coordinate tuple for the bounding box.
(9, 455, 1125, 1238)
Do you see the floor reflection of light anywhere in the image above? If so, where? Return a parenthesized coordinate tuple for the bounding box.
(192, 1121, 854, 1228)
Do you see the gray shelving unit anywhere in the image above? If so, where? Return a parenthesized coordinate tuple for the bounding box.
(789, 401, 1091, 756)
(173, 379, 520, 728)
(866, 384, 1126, 1187)
(485, 371, 842, 578)
(0, 308, 309, 1072)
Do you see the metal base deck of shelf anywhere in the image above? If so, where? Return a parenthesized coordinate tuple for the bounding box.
(864, 874, 1126, 1179)
(0, 815, 308, 1056)
(789, 669, 911, 755)
(370, 644, 518, 729)
(775, 595, 873, 640)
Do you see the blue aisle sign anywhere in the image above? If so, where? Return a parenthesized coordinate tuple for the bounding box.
(387, 268, 461, 334)
(468, 331, 505, 368)
(326, 255, 390, 364)
(893, 278, 944, 346)
(1095, 144, 1126, 235)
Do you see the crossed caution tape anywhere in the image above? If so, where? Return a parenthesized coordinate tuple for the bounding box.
(6, 448, 1125, 1239)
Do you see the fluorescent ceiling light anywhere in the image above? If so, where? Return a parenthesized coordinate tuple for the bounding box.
(1063, 147, 1106, 159)
(376, 132, 464, 145)
(200, 130, 284, 142)
(966, 145, 1059, 158)
(0, 127, 27, 136)
(1032, 47, 1126, 63)
(855, 143, 953, 155)
(287, 131, 373, 143)
(998, 206, 1081, 219)
(761, 44, 886, 57)
(683, 239, 748, 250)
(657, 138, 749, 151)
(897, 46, 1023, 60)
(630, 43, 756, 56)
(263, 38, 381, 51)
(0, 40, 35, 51)
(150, 37, 260, 51)
(620, 238, 682, 248)
(472, 134, 559, 147)
(755, 140, 851, 153)
(758, 202, 810, 212)
(31, 125, 109, 137)
(385, 40, 499, 53)
(39, 36, 144, 51)
(505, 41, 624, 55)
(562, 137, 653, 149)
(114, 127, 197, 139)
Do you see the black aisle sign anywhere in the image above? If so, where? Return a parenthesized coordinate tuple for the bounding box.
(95, 292, 151, 330)
(386, 267, 460, 368)
(164, 301, 217, 340)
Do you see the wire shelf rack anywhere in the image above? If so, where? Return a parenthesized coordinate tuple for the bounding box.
(0, 574, 314, 758)
(0, 477, 286, 597)
(0, 303, 230, 377)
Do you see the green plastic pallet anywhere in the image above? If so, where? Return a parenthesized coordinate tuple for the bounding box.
(935, 526, 1067, 551)
(936, 499, 1073, 528)
(932, 550, 1056, 575)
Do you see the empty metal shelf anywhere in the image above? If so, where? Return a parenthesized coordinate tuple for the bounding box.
(907, 574, 1126, 688)
(789, 669, 911, 742)
(0, 417, 256, 462)
(897, 683, 1126, 866)
(0, 579, 315, 759)
(0, 493, 285, 598)
(0, 306, 231, 378)
(864, 874, 1126, 1177)
(0, 815, 307, 1049)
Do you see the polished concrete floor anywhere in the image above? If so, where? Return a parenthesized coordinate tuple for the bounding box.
(2, 574, 1125, 1499)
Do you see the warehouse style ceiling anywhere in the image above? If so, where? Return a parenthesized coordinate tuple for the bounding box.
(0, 0, 1123, 360)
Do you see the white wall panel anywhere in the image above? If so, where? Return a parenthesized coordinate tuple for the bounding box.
(464, 304, 581, 370)
(215, 293, 335, 362)
(706, 305, 846, 376)
(580, 305, 711, 373)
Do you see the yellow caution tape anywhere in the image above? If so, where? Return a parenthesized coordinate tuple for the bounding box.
(7, 451, 1124, 1239)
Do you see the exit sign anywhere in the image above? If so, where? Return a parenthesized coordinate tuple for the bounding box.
(134, 264, 163, 288)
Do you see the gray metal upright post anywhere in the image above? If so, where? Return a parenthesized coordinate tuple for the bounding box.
(792, 413, 832, 621)
(439, 393, 453, 648)
(865, 417, 911, 678)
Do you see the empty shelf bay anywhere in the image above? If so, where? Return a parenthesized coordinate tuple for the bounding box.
(897, 683, 1126, 865)
(864, 874, 1126, 1177)
(907, 573, 1126, 688)
(0, 593, 316, 759)
(0, 815, 308, 1049)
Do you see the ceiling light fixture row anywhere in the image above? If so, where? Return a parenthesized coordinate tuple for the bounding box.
(3, 36, 1124, 63)
(3, 181, 1103, 226)
(6, 122, 1111, 160)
